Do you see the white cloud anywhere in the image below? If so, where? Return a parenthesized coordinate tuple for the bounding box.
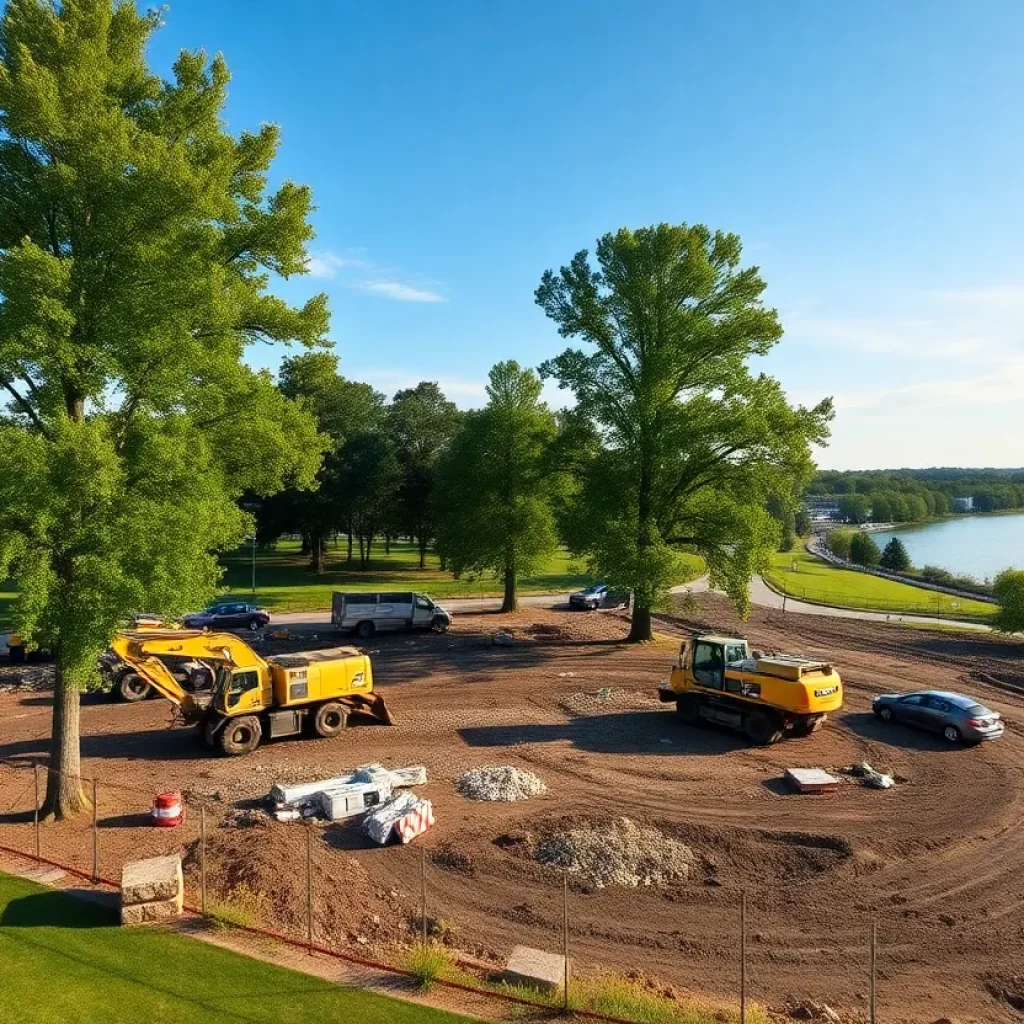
(355, 280, 445, 303)
(305, 250, 368, 278)
(932, 285, 1024, 308)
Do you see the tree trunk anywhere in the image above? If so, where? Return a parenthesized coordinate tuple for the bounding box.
(300, 533, 311, 557)
(346, 524, 353, 563)
(418, 534, 427, 569)
(627, 449, 655, 642)
(627, 603, 652, 643)
(357, 532, 365, 567)
(362, 533, 373, 570)
(43, 660, 91, 819)
(384, 534, 391, 556)
(310, 532, 325, 574)
(501, 554, 517, 613)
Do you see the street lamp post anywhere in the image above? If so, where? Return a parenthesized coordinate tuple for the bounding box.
(251, 534, 257, 595)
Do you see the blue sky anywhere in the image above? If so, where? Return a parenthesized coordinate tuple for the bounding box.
(147, 1, 1024, 469)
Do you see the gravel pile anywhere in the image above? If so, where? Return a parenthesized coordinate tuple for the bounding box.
(456, 765, 547, 802)
(536, 817, 695, 888)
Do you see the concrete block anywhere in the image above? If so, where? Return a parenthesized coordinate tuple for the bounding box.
(785, 768, 840, 794)
(504, 945, 566, 993)
(121, 854, 183, 906)
(121, 893, 183, 926)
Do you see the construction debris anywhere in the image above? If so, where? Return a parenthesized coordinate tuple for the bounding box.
(535, 817, 694, 888)
(847, 761, 895, 790)
(364, 791, 435, 845)
(456, 765, 547, 802)
(785, 768, 840, 794)
(504, 945, 566, 993)
(121, 853, 183, 926)
(269, 763, 427, 810)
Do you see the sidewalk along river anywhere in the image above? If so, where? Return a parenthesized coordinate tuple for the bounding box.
(869, 511, 1024, 581)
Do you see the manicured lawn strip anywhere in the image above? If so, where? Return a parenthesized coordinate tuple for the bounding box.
(0, 872, 474, 1024)
(764, 545, 995, 619)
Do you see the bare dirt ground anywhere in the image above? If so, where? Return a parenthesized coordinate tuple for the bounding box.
(2, 597, 1024, 1023)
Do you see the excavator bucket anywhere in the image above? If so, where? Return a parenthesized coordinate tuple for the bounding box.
(350, 692, 395, 726)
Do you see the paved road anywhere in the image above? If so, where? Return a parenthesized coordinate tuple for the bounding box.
(676, 576, 991, 632)
(271, 578, 990, 633)
(270, 593, 571, 631)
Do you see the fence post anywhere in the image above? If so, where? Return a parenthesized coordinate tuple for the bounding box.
(421, 846, 428, 946)
(306, 825, 313, 954)
(33, 762, 40, 862)
(91, 778, 98, 883)
(562, 873, 570, 1012)
(870, 920, 877, 1024)
(200, 805, 207, 918)
(740, 889, 747, 1024)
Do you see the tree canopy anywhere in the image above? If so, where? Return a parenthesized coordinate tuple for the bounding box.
(536, 223, 832, 639)
(436, 361, 562, 612)
(994, 569, 1024, 634)
(0, 0, 327, 815)
(879, 537, 911, 572)
(848, 532, 881, 567)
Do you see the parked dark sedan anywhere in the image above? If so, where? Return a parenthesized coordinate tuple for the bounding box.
(872, 689, 1003, 744)
(568, 583, 629, 610)
(182, 601, 270, 632)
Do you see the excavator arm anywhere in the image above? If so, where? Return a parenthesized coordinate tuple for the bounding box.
(109, 630, 257, 722)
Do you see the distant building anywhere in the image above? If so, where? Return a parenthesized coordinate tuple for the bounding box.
(803, 495, 841, 520)
(952, 496, 974, 513)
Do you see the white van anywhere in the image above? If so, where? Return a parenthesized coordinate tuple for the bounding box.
(331, 592, 452, 639)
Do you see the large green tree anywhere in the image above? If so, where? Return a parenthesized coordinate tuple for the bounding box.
(0, 0, 327, 816)
(536, 223, 832, 641)
(388, 383, 460, 568)
(436, 361, 562, 612)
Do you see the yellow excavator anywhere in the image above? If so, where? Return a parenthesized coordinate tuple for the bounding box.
(658, 634, 843, 744)
(109, 630, 393, 755)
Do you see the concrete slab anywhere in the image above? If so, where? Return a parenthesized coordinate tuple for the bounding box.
(504, 945, 566, 993)
(785, 768, 840, 794)
(21, 866, 66, 885)
(121, 893, 183, 926)
(121, 853, 182, 905)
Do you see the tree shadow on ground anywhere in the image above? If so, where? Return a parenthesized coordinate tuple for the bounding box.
(0, 888, 116, 928)
(459, 709, 751, 756)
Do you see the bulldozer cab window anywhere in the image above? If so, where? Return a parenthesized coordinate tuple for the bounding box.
(227, 669, 259, 708)
(693, 641, 724, 690)
(725, 643, 746, 665)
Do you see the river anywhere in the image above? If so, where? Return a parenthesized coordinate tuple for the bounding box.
(870, 512, 1024, 581)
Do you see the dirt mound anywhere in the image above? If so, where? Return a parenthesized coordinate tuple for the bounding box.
(456, 765, 547, 802)
(535, 817, 695, 888)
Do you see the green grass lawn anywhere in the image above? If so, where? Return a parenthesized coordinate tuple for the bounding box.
(764, 544, 996, 619)
(0, 872, 472, 1024)
(219, 539, 705, 613)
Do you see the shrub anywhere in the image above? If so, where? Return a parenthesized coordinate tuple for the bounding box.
(206, 884, 271, 931)
(994, 569, 1024, 633)
(849, 532, 881, 567)
(406, 942, 455, 991)
(879, 537, 911, 572)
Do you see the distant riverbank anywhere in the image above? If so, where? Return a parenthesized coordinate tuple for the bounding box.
(864, 511, 1024, 580)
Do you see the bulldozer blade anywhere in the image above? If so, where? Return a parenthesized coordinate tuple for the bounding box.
(361, 692, 395, 726)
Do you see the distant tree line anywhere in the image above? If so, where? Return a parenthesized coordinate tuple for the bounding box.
(812, 469, 1024, 523)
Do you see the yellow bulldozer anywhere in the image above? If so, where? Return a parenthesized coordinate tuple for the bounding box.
(658, 634, 843, 744)
(109, 630, 393, 755)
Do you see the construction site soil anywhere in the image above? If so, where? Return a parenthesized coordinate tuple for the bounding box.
(2, 596, 1024, 1023)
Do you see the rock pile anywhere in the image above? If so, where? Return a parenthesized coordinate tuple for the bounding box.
(535, 817, 694, 888)
(456, 765, 547, 802)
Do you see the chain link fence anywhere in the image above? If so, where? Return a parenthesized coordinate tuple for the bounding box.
(0, 757, 897, 1024)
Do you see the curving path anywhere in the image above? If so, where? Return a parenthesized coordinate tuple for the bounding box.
(674, 575, 991, 631)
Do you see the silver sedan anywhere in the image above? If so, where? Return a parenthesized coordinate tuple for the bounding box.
(872, 690, 1004, 744)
